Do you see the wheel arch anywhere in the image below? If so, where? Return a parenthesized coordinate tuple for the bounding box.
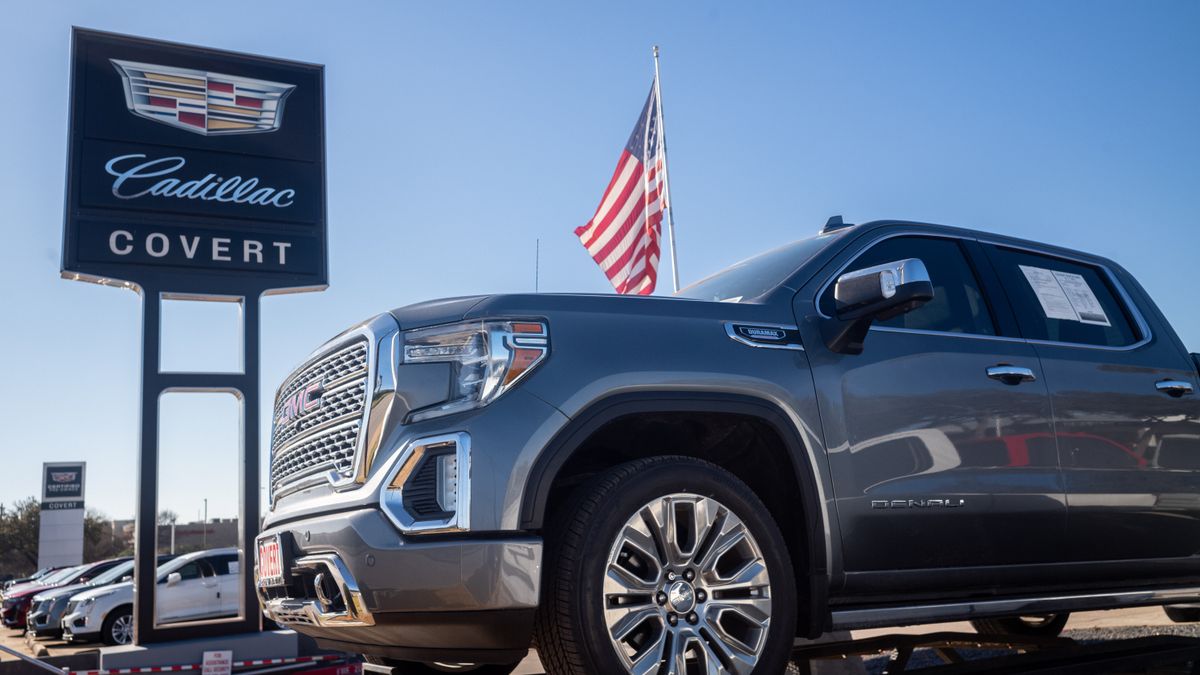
(520, 390, 829, 636)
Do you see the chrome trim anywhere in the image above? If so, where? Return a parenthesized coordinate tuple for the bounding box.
(724, 322, 804, 351)
(1157, 380, 1194, 396)
(830, 586, 1200, 630)
(259, 553, 375, 628)
(269, 314, 400, 505)
(812, 229, 1154, 352)
(379, 432, 472, 534)
(986, 365, 1037, 384)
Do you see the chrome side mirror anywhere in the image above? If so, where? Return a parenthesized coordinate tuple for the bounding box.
(165, 572, 182, 587)
(823, 258, 934, 354)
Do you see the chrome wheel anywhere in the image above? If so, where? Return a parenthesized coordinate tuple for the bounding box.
(111, 613, 133, 645)
(602, 492, 772, 674)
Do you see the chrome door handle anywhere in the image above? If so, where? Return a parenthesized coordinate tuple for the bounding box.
(1156, 380, 1194, 397)
(986, 365, 1037, 385)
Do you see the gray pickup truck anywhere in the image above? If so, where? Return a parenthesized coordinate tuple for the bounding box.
(256, 219, 1200, 675)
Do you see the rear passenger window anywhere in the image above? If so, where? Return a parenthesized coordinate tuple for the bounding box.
(822, 236, 996, 336)
(986, 247, 1139, 347)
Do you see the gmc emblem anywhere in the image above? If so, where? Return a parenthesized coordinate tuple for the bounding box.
(275, 381, 324, 429)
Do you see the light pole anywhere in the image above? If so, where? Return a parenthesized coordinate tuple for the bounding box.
(202, 498, 208, 549)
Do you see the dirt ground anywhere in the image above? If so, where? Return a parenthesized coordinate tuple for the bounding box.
(0, 605, 1189, 673)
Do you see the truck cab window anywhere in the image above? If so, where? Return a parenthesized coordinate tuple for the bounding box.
(822, 236, 996, 336)
(985, 246, 1138, 347)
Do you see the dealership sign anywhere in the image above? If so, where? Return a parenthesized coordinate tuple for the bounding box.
(62, 29, 327, 293)
(39, 462, 86, 569)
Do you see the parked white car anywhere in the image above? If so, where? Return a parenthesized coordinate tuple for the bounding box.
(61, 547, 240, 645)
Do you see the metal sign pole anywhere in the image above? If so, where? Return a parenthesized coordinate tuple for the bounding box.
(133, 288, 262, 643)
(63, 28, 326, 644)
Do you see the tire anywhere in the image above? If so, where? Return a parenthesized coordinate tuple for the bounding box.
(101, 606, 134, 646)
(535, 456, 797, 674)
(1164, 606, 1200, 623)
(970, 613, 1069, 638)
(362, 656, 520, 674)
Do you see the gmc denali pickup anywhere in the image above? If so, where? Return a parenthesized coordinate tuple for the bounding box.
(256, 219, 1200, 674)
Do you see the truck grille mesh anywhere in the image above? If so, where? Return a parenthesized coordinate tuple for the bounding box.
(270, 340, 370, 495)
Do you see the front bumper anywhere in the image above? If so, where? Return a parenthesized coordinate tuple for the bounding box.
(257, 507, 541, 663)
(27, 608, 62, 636)
(1, 603, 27, 628)
(61, 609, 100, 642)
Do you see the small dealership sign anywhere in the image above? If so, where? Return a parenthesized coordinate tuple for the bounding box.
(62, 28, 327, 293)
(39, 462, 86, 569)
(42, 463, 86, 504)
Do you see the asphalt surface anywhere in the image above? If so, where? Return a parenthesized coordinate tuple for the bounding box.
(1, 606, 1196, 673)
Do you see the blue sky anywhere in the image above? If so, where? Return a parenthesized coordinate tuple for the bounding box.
(1, 1, 1197, 521)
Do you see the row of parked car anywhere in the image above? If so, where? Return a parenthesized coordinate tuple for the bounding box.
(0, 547, 240, 645)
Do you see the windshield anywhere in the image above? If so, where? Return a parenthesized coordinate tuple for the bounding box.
(90, 561, 133, 586)
(38, 566, 81, 586)
(675, 232, 844, 303)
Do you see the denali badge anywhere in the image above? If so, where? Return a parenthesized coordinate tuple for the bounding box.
(111, 59, 295, 136)
(871, 498, 966, 509)
(275, 381, 324, 430)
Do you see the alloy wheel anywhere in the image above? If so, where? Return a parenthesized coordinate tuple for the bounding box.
(111, 614, 133, 645)
(602, 493, 772, 674)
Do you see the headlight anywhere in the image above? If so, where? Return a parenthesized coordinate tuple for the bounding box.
(74, 592, 109, 614)
(401, 320, 548, 422)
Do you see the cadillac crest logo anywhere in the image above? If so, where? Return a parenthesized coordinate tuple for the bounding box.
(110, 59, 295, 136)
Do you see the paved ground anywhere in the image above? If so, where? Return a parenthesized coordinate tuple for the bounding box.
(0, 628, 98, 662)
(0, 606, 1191, 672)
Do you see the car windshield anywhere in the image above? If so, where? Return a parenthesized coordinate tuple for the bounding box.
(89, 561, 133, 586)
(38, 566, 81, 585)
(675, 232, 845, 303)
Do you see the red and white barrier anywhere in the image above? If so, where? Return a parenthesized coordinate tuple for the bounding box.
(68, 653, 345, 675)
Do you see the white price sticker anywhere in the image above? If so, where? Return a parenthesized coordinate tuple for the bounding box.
(1019, 265, 1110, 326)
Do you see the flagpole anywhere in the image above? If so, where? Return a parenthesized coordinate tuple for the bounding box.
(652, 45, 681, 293)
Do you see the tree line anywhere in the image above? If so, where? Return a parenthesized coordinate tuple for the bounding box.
(0, 497, 130, 579)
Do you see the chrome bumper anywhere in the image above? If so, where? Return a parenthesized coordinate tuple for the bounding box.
(259, 554, 374, 628)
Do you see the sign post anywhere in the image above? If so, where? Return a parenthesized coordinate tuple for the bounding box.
(38, 462, 87, 569)
(62, 28, 327, 644)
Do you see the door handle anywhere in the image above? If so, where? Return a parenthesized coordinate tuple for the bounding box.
(1156, 380, 1194, 397)
(986, 364, 1037, 385)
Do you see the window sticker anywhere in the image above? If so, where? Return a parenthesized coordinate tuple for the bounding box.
(1018, 265, 1111, 326)
(1052, 270, 1111, 326)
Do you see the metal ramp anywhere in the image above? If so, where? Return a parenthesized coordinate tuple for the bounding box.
(792, 631, 1200, 674)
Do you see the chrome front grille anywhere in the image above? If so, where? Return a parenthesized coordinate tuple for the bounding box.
(270, 339, 371, 496)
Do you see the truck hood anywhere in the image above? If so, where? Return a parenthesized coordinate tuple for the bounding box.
(390, 293, 733, 329)
(388, 295, 490, 330)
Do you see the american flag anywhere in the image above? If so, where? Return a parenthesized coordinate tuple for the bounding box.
(576, 82, 667, 295)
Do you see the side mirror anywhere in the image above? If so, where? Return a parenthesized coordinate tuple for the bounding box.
(823, 258, 934, 354)
(165, 572, 182, 588)
(121, 575, 132, 583)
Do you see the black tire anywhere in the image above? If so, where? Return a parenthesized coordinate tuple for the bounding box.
(534, 456, 797, 674)
(362, 656, 520, 674)
(101, 606, 134, 646)
(1164, 606, 1200, 623)
(970, 613, 1069, 638)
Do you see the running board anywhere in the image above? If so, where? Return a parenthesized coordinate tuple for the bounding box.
(830, 586, 1200, 630)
